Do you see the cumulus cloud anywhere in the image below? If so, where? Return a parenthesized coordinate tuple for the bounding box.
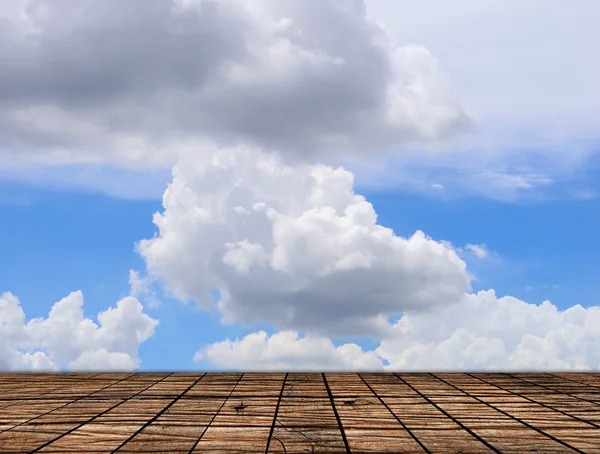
(138, 143, 471, 338)
(195, 330, 383, 371)
(0, 290, 158, 371)
(0, 0, 467, 169)
(196, 292, 600, 371)
(379, 290, 600, 371)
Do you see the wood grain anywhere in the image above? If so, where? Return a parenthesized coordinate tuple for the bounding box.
(0, 373, 598, 453)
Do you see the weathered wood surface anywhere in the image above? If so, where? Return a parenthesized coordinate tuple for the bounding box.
(0, 372, 598, 453)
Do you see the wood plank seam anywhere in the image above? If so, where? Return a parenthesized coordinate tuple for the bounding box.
(544, 372, 600, 389)
(29, 373, 175, 453)
(187, 372, 245, 453)
(0, 372, 139, 434)
(394, 373, 502, 454)
(357, 372, 430, 454)
(113, 372, 208, 452)
(446, 373, 587, 454)
(500, 373, 600, 419)
(322, 373, 351, 453)
(0, 372, 115, 412)
(1, 373, 598, 453)
(504, 373, 600, 408)
(264, 372, 288, 454)
(0, 373, 105, 398)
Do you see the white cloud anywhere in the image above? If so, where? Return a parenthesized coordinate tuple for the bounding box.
(0, 0, 466, 171)
(195, 330, 384, 371)
(129, 269, 161, 308)
(378, 290, 600, 371)
(465, 243, 489, 259)
(0, 290, 158, 371)
(439, 241, 494, 261)
(68, 349, 139, 371)
(0, 292, 54, 371)
(196, 292, 600, 371)
(129, 269, 152, 297)
(138, 143, 471, 338)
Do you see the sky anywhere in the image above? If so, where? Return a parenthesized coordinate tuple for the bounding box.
(1, 0, 599, 372)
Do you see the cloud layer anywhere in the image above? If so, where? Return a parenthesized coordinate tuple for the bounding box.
(0, 0, 467, 168)
(0, 290, 158, 371)
(198, 291, 600, 371)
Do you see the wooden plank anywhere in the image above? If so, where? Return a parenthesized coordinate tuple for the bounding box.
(0, 373, 599, 452)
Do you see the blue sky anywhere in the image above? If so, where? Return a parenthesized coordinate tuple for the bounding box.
(1, 0, 599, 372)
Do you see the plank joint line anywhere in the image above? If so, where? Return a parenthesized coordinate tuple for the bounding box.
(113, 373, 208, 452)
(394, 373, 502, 454)
(461, 373, 588, 454)
(322, 373, 351, 453)
(265, 372, 288, 454)
(187, 372, 245, 453)
(30, 373, 175, 453)
(357, 373, 430, 454)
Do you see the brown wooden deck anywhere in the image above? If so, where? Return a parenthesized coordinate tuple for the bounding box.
(0, 372, 599, 453)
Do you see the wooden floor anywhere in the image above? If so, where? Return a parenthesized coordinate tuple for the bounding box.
(0, 373, 599, 453)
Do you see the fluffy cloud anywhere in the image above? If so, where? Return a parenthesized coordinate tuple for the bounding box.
(0, 292, 56, 370)
(379, 290, 600, 371)
(0, 0, 467, 169)
(195, 330, 383, 371)
(138, 143, 471, 337)
(196, 292, 600, 371)
(0, 290, 158, 371)
(68, 349, 140, 371)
